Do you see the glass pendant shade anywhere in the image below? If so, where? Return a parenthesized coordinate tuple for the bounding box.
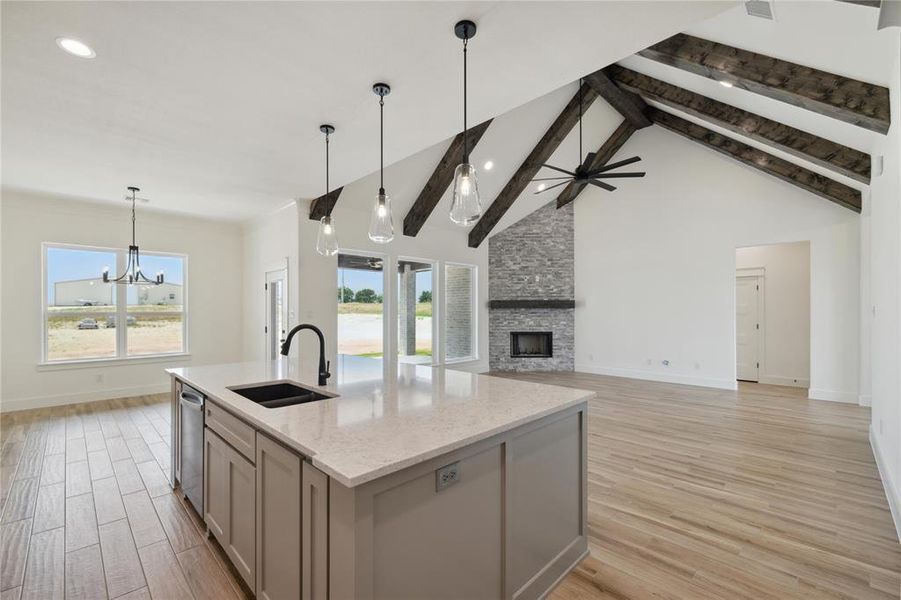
(449, 162, 481, 225)
(368, 191, 394, 244)
(316, 215, 338, 256)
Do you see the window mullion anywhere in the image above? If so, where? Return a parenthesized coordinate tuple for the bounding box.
(116, 250, 127, 357)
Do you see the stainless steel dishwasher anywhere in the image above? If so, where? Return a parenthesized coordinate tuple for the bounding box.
(178, 384, 204, 514)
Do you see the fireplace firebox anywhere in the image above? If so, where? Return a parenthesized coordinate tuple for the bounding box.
(510, 332, 553, 358)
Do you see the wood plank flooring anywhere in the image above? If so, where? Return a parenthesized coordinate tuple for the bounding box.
(2, 376, 899, 599)
(0, 396, 249, 600)
(488, 373, 900, 600)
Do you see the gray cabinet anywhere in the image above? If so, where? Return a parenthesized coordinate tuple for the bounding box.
(302, 462, 329, 600)
(256, 432, 302, 600)
(204, 427, 256, 590)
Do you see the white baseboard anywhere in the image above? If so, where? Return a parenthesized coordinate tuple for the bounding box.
(574, 364, 737, 390)
(870, 424, 901, 542)
(858, 394, 872, 407)
(0, 383, 170, 413)
(807, 388, 859, 404)
(758, 375, 809, 388)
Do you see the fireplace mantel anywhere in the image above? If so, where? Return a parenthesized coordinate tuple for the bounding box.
(489, 300, 575, 309)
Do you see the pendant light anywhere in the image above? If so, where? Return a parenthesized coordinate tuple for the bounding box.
(368, 83, 394, 243)
(449, 19, 482, 226)
(102, 186, 164, 286)
(316, 124, 339, 256)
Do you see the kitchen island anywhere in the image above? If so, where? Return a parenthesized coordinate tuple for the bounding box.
(168, 356, 593, 600)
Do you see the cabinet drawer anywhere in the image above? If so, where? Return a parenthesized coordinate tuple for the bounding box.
(206, 401, 256, 463)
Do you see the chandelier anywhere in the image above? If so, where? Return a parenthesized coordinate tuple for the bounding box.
(102, 186, 164, 285)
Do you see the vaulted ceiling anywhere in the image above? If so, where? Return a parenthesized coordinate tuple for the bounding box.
(0, 0, 731, 220)
(317, 1, 895, 244)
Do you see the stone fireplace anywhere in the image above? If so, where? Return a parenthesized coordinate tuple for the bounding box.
(488, 201, 574, 372)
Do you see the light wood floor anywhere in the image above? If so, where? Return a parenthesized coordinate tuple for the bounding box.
(0, 395, 250, 600)
(1, 375, 899, 599)
(492, 373, 900, 600)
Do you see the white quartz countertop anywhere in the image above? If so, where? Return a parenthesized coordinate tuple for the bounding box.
(168, 356, 593, 488)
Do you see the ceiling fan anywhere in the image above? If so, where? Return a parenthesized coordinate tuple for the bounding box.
(532, 78, 645, 201)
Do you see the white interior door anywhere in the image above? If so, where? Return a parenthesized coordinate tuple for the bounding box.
(265, 268, 288, 360)
(736, 276, 761, 382)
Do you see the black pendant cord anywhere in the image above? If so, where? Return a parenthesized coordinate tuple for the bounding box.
(379, 95, 385, 195)
(462, 36, 469, 164)
(325, 132, 331, 217)
(578, 78, 583, 165)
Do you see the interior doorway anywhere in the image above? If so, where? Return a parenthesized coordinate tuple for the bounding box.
(264, 266, 288, 360)
(735, 242, 810, 388)
(336, 252, 385, 358)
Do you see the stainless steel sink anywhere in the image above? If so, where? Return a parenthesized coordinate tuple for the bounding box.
(227, 382, 331, 409)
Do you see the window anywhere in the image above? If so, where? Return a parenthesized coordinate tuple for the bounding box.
(444, 263, 476, 362)
(44, 244, 186, 362)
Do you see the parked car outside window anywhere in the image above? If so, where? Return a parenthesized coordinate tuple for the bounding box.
(105, 315, 137, 328)
(77, 318, 99, 330)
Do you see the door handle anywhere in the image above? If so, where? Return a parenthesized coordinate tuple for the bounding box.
(179, 392, 203, 411)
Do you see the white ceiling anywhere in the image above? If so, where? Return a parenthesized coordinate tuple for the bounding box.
(1, 1, 733, 220)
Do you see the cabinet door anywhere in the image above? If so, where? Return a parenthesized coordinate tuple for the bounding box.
(205, 427, 256, 590)
(204, 427, 229, 540)
(256, 433, 302, 600)
(302, 462, 329, 600)
(227, 441, 256, 590)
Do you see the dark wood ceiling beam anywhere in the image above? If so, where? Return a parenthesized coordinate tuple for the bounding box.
(402, 120, 492, 237)
(555, 120, 638, 208)
(638, 33, 890, 134)
(468, 82, 600, 248)
(649, 107, 861, 213)
(308, 187, 343, 221)
(608, 65, 872, 184)
(584, 70, 652, 129)
(834, 0, 880, 7)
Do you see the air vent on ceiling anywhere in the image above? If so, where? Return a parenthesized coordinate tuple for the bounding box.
(745, 0, 775, 19)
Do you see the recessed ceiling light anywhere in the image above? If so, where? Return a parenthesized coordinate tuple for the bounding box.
(719, 80, 734, 88)
(537, 183, 546, 192)
(483, 160, 494, 171)
(56, 37, 96, 58)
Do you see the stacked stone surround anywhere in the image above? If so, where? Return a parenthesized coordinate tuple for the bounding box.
(488, 201, 574, 372)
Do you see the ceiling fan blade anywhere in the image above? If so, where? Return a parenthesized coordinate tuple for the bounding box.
(541, 164, 577, 176)
(556, 181, 587, 204)
(593, 172, 646, 179)
(588, 179, 617, 192)
(590, 156, 642, 175)
(534, 180, 571, 194)
(531, 176, 573, 182)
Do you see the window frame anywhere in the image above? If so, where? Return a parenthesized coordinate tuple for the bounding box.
(442, 261, 478, 364)
(41, 242, 189, 365)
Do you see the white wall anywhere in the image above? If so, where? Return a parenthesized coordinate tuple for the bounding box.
(736, 242, 810, 387)
(868, 31, 901, 539)
(573, 126, 860, 397)
(0, 189, 245, 411)
(242, 202, 299, 361)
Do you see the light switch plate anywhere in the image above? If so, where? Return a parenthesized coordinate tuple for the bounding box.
(436, 462, 460, 492)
